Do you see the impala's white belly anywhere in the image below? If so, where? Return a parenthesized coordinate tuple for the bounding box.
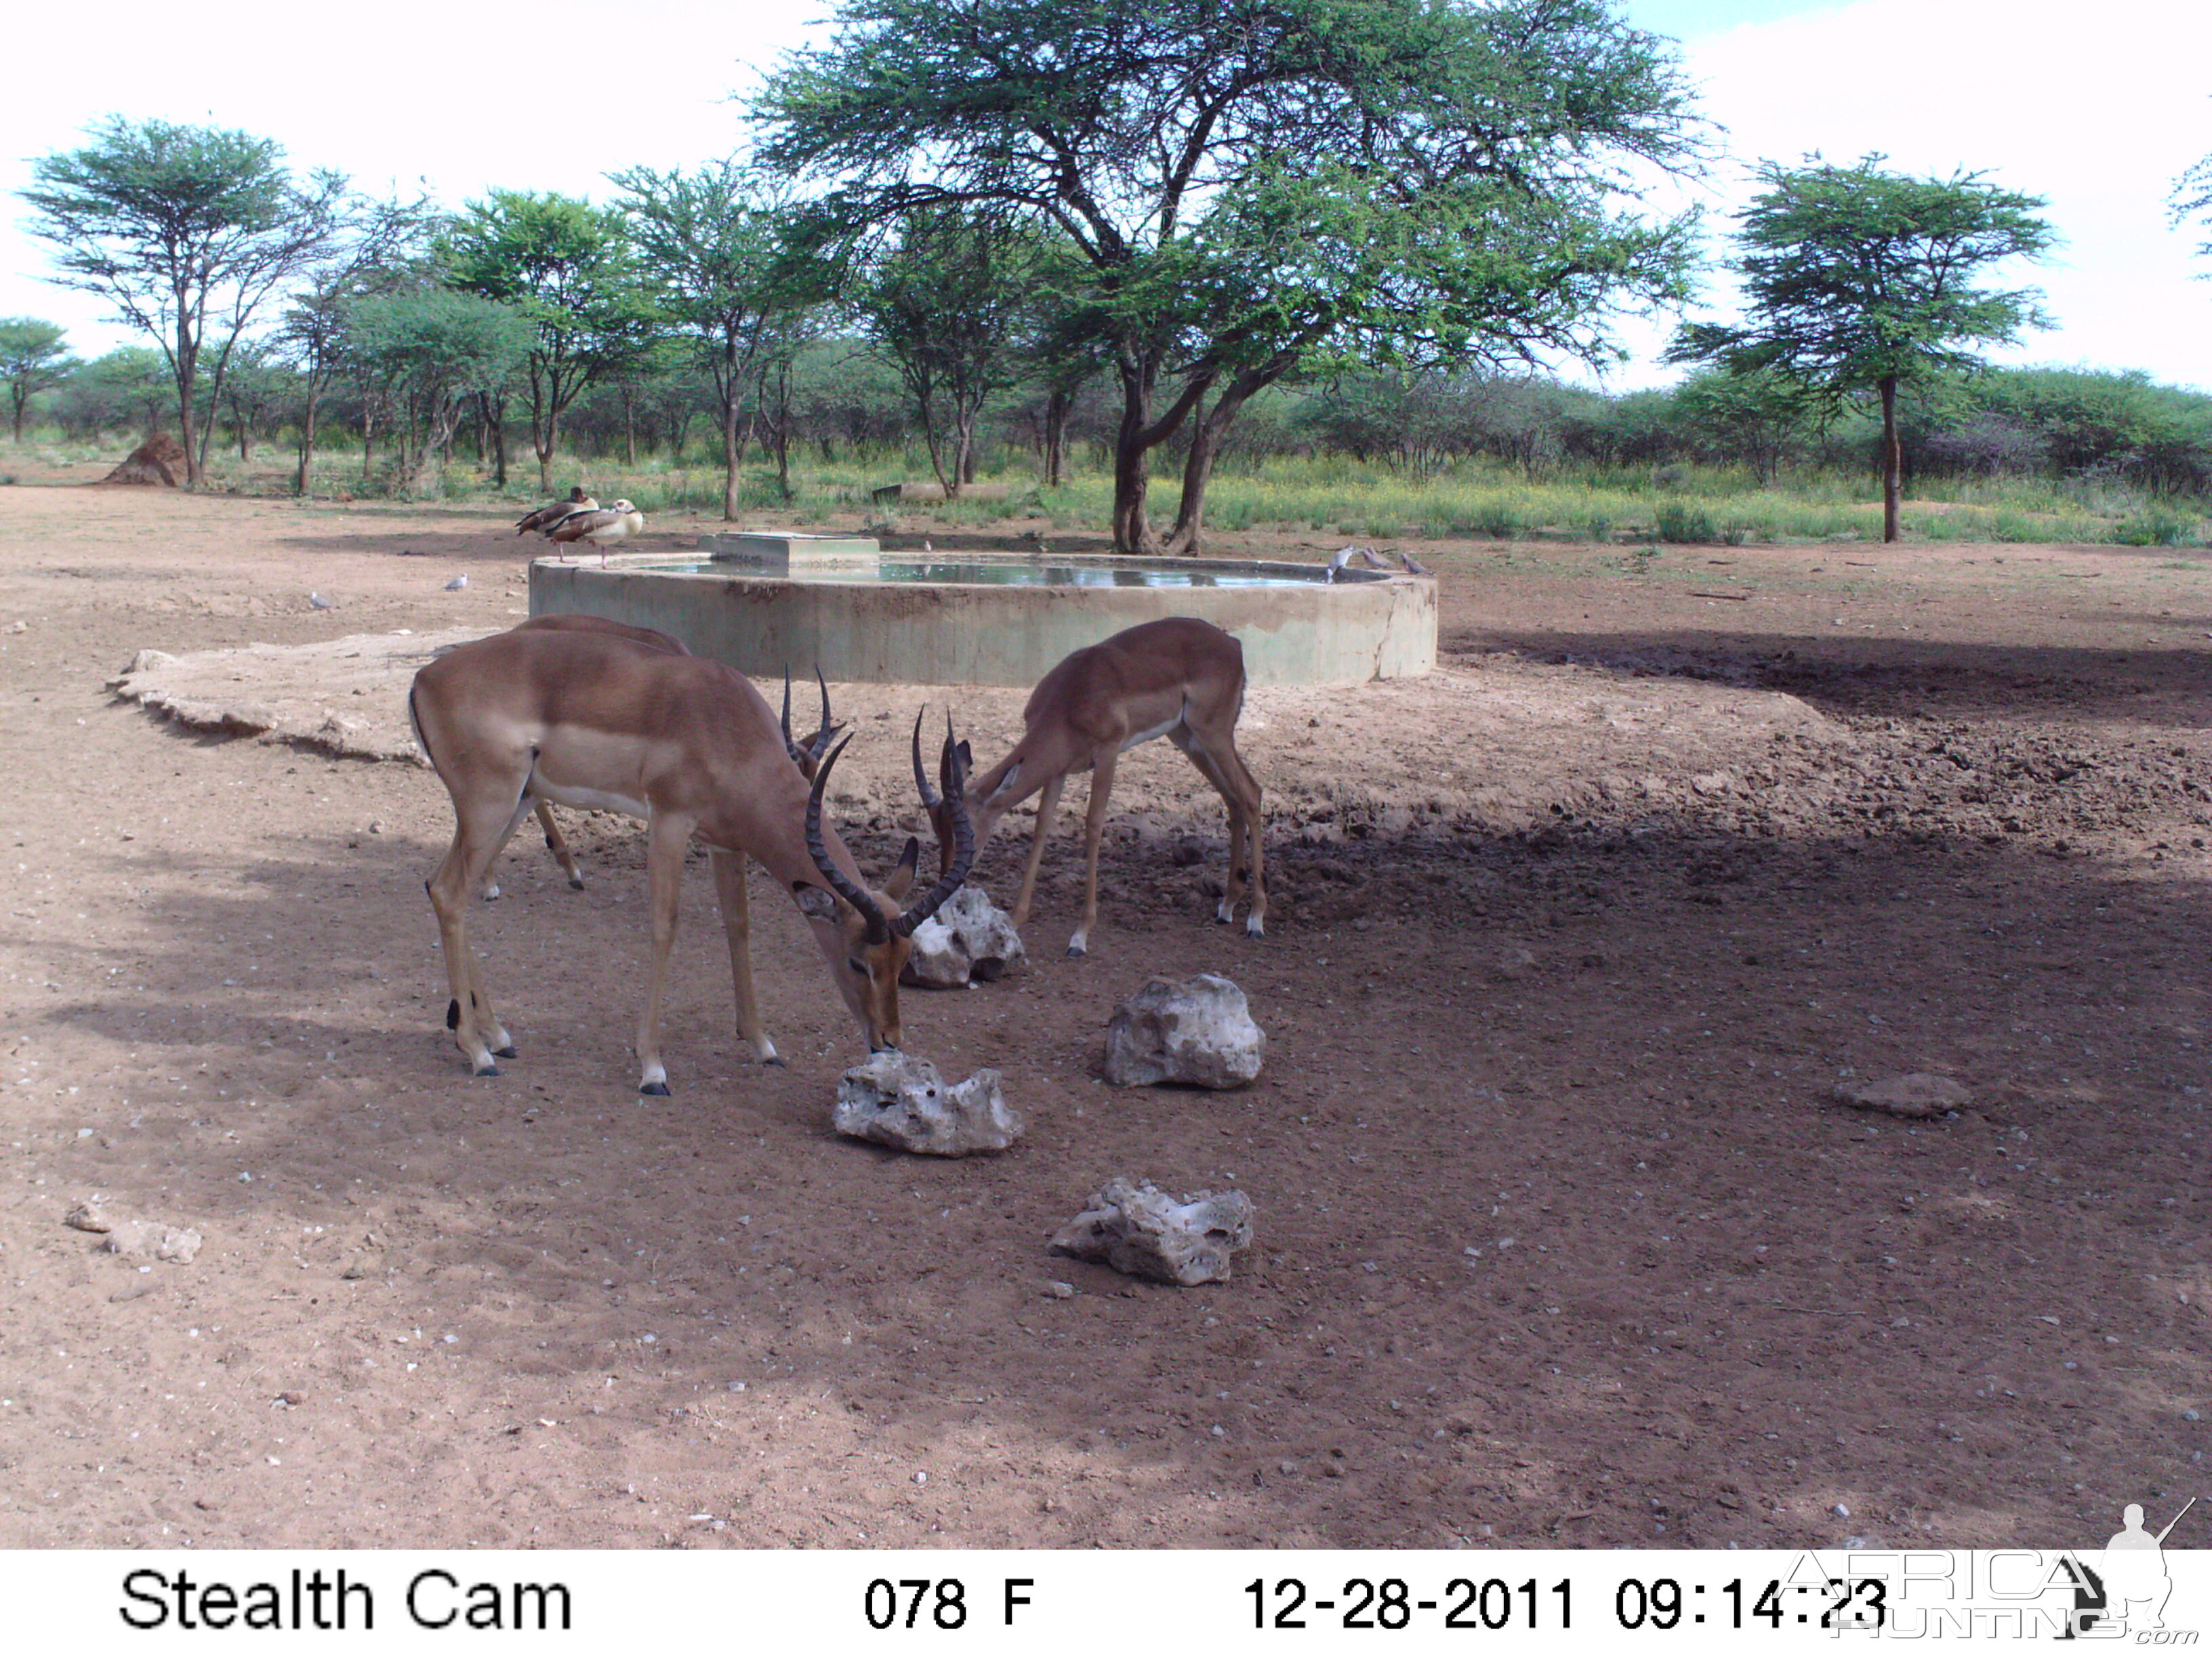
(531, 776, 649, 819)
(1119, 716, 1178, 753)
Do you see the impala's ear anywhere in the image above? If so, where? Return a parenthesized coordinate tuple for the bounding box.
(883, 836, 921, 902)
(792, 883, 839, 923)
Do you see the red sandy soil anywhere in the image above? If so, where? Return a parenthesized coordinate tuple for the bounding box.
(0, 466, 2207, 1549)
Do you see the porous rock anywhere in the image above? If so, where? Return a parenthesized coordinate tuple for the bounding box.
(63, 1200, 112, 1233)
(1049, 1178, 1255, 1286)
(1103, 974, 1265, 1089)
(1834, 1073, 1971, 1119)
(834, 1052, 1022, 1156)
(102, 1221, 203, 1263)
(901, 885, 1026, 989)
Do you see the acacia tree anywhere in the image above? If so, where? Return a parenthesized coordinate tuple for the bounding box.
(1671, 365, 1824, 486)
(443, 191, 657, 493)
(346, 290, 533, 496)
(2173, 146, 2212, 272)
(757, 0, 1705, 554)
(609, 162, 804, 518)
(274, 194, 432, 494)
(1668, 155, 2053, 542)
(19, 118, 351, 486)
(855, 208, 1036, 496)
(0, 319, 80, 443)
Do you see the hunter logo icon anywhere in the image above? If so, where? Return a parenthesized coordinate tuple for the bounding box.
(2092, 1498, 2196, 1635)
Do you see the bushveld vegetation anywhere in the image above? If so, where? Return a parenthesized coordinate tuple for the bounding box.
(8, 0, 2211, 549)
(7, 354, 2208, 548)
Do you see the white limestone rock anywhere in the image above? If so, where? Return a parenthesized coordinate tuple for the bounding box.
(834, 1052, 1023, 1156)
(1103, 974, 1265, 1089)
(1834, 1073, 1971, 1119)
(1049, 1178, 1255, 1286)
(901, 885, 1026, 989)
(101, 1220, 203, 1263)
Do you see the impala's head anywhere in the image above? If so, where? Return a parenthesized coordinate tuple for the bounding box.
(800, 731, 975, 1052)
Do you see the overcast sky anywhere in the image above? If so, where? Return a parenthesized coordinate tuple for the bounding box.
(3, 0, 2207, 392)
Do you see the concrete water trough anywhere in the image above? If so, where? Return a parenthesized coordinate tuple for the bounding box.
(527, 533, 1436, 687)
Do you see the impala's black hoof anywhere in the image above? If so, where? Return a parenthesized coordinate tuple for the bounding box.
(568, 877, 586, 890)
(640, 1081, 672, 1097)
(494, 1045, 518, 1060)
(765, 1055, 787, 1069)
(473, 1063, 502, 1078)
(1065, 944, 1087, 959)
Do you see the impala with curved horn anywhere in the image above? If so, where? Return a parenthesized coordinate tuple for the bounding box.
(409, 628, 972, 1092)
(914, 616, 1265, 957)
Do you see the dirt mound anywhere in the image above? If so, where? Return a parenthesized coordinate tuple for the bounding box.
(99, 434, 188, 487)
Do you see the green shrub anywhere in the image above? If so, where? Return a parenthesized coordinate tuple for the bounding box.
(1656, 501, 1717, 543)
(2112, 504, 2198, 547)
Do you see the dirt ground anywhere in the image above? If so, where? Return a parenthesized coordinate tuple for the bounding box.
(0, 460, 2206, 1551)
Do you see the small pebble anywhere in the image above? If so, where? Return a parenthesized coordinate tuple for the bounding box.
(1044, 1282, 1076, 1300)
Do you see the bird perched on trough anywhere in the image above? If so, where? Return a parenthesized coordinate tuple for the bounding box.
(547, 499, 644, 565)
(1397, 549, 1431, 577)
(1323, 545, 1388, 582)
(515, 488, 596, 536)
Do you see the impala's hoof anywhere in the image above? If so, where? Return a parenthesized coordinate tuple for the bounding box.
(764, 1054, 787, 1069)
(568, 877, 585, 890)
(1245, 920, 1267, 939)
(472, 1063, 502, 1078)
(493, 1045, 518, 1060)
(640, 1080, 672, 1097)
(1065, 944, 1087, 959)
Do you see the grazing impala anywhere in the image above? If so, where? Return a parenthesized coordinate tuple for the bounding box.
(916, 616, 1265, 958)
(488, 617, 842, 895)
(409, 628, 972, 1092)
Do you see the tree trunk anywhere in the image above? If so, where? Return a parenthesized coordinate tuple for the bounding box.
(1110, 357, 1160, 555)
(721, 398, 741, 522)
(12, 392, 26, 445)
(295, 384, 321, 495)
(622, 388, 637, 468)
(1044, 387, 1069, 489)
(1879, 374, 1901, 544)
(489, 393, 508, 489)
(1163, 385, 1249, 555)
(173, 313, 204, 490)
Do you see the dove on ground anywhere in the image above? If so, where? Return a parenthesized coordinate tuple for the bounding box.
(444, 575, 468, 591)
(308, 592, 336, 611)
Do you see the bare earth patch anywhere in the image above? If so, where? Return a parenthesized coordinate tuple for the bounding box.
(0, 478, 2206, 1551)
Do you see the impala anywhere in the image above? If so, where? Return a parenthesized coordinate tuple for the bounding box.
(409, 628, 972, 1091)
(916, 616, 1265, 958)
(487, 616, 841, 894)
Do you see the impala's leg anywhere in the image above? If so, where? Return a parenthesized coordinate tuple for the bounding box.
(1175, 728, 1267, 937)
(709, 848, 780, 1065)
(1216, 742, 1267, 937)
(1009, 773, 1065, 928)
(1069, 749, 1118, 958)
(536, 800, 586, 888)
(478, 793, 537, 902)
(635, 813, 689, 1095)
(428, 784, 524, 1074)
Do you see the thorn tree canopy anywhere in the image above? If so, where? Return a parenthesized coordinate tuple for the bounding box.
(609, 161, 810, 520)
(1667, 153, 2054, 543)
(755, 0, 1709, 554)
(442, 191, 660, 494)
(0, 319, 81, 444)
(19, 117, 352, 486)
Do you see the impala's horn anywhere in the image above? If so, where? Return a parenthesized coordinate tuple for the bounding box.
(911, 705, 939, 807)
(895, 722, 975, 937)
(803, 735, 890, 943)
(807, 665, 842, 762)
